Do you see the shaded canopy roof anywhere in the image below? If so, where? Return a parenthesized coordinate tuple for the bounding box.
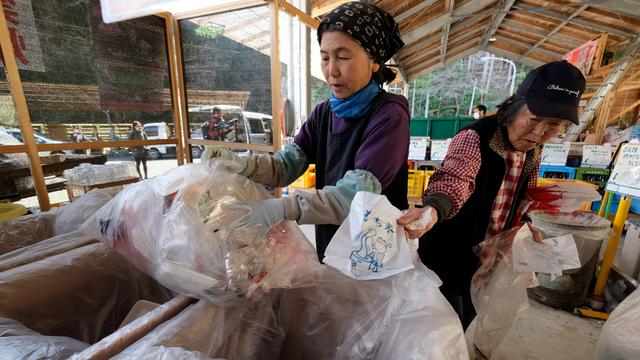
(312, 0, 640, 80)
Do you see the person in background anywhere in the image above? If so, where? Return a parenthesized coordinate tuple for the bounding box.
(128, 121, 148, 180)
(202, 107, 233, 141)
(70, 127, 88, 154)
(473, 104, 487, 119)
(205, 1, 409, 261)
(398, 60, 586, 329)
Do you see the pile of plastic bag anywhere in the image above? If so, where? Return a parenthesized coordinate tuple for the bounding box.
(596, 287, 640, 360)
(87, 162, 322, 301)
(80, 161, 469, 359)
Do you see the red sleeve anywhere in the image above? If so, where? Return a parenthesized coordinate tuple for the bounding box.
(426, 129, 482, 218)
(528, 160, 540, 189)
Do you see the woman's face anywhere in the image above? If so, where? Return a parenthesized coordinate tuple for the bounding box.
(320, 31, 379, 99)
(506, 105, 568, 152)
(134, 124, 142, 132)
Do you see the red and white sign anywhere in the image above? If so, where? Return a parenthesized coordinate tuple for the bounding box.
(0, 0, 45, 72)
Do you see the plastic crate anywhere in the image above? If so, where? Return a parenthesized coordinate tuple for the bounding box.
(575, 167, 610, 188)
(423, 170, 435, 191)
(407, 169, 425, 198)
(592, 193, 640, 215)
(539, 165, 576, 180)
(290, 164, 316, 189)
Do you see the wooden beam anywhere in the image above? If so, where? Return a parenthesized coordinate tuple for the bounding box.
(609, 98, 640, 123)
(240, 29, 270, 45)
(0, 5, 49, 210)
(401, 0, 495, 45)
(503, 15, 590, 45)
(36, 139, 178, 152)
(311, 0, 350, 18)
(486, 45, 545, 67)
(591, 33, 608, 72)
(189, 139, 273, 153)
(495, 35, 564, 59)
(280, 1, 319, 29)
(563, 35, 640, 142)
(480, 0, 516, 49)
(439, 0, 455, 66)
(0, 145, 27, 154)
(407, 40, 479, 74)
(167, 13, 191, 164)
(270, 0, 282, 155)
(519, 4, 589, 62)
(512, 5, 633, 39)
(395, 0, 438, 23)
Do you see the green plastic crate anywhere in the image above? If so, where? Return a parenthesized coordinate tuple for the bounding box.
(575, 167, 610, 188)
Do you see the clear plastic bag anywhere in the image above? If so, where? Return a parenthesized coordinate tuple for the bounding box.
(0, 210, 57, 255)
(0, 242, 172, 343)
(596, 287, 640, 360)
(86, 162, 321, 302)
(471, 226, 532, 359)
(0, 317, 88, 360)
(54, 188, 116, 235)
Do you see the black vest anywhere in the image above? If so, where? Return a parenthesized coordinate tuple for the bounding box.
(313, 93, 408, 261)
(418, 115, 539, 294)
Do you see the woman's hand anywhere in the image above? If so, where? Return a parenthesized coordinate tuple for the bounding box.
(397, 206, 438, 240)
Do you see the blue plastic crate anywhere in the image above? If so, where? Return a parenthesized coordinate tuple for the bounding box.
(539, 165, 576, 180)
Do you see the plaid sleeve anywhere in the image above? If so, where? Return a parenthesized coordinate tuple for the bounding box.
(425, 129, 482, 219)
(528, 160, 540, 189)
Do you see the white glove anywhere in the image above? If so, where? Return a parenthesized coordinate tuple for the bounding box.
(203, 146, 248, 174)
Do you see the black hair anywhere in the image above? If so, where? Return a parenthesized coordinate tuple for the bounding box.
(496, 94, 527, 126)
(475, 105, 487, 113)
(212, 107, 221, 114)
(132, 121, 142, 128)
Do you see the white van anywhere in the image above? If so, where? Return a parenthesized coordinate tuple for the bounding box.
(189, 105, 273, 146)
(142, 122, 203, 160)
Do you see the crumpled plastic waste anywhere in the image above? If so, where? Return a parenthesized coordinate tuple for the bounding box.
(596, 287, 640, 360)
(0, 317, 88, 360)
(87, 162, 321, 302)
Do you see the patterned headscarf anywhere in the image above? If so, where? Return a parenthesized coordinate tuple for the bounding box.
(317, 1, 404, 65)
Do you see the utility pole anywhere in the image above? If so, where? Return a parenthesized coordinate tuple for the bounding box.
(411, 79, 417, 117)
(468, 78, 478, 115)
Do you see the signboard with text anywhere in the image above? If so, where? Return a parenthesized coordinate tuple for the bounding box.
(582, 144, 612, 168)
(430, 139, 451, 162)
(541, 143, 570, 166)
(409, 137, 429, 160)
(606, 144, 640, 198)
(0, 0, 45, 72)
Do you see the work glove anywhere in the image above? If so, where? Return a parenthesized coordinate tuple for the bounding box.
(397, 206, 438, 240)
(229, 198, 287, 244)
(203, 146, 248, 174)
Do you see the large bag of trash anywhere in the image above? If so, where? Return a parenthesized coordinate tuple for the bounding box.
(471, 224, 581, 358)
(87, 162, 321, 302)
(0, 210, 56, 255)
(54, 188, 115, 235)
(0, 317, 88, 360)
(596, 287, 640, 360)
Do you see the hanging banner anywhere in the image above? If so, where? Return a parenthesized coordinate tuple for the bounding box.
(606, 144, 640, 198)
(408, 137, 429, 160)
(563, 39, 598, 77)
(0, 0, 45, 72)
(430, 139, 451, 162)
(541, 143, 570, 166)
(582, 144, 612, 168)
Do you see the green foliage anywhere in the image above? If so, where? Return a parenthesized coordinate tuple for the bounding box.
(195, 22, 225, 39)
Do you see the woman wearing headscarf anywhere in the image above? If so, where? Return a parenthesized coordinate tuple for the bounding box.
(207, 1, 409, 261)
(398, 60, 586, 329)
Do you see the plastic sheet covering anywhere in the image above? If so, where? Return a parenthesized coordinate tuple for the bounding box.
(0, 317, 88, 359)
(596, 287, 640, 360)
(0, 230, 97, 272)
(107, 265, 467, 360)
(0, 210, 56, 255)
(87, 162, 322, 302)
(471, 226, 532, 359)
(0, 242, 172, 343)
(54, 188, 115, 235)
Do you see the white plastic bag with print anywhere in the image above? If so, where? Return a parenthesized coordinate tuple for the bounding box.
(323, 191, 414, 280)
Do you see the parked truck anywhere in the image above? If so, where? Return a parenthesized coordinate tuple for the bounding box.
(142, 122, 204, 160)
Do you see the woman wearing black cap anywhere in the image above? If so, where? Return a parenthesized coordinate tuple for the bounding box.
(398, 60, 587, 329)
(206, 1, 410, 261)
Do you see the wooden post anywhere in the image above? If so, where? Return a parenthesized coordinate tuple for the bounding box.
(162, 13, 188, 165)
(0, 5, 50, 210)
(271, 0, 282, 197)
(591, 33, 609, 72)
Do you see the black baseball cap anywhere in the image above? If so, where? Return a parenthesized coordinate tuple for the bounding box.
(516, 60, 585, 125)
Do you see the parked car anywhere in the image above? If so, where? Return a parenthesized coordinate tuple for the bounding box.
(0, 127, 73, 155)
(189, 105, 273, 146)
(142, 122, 202, 160)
